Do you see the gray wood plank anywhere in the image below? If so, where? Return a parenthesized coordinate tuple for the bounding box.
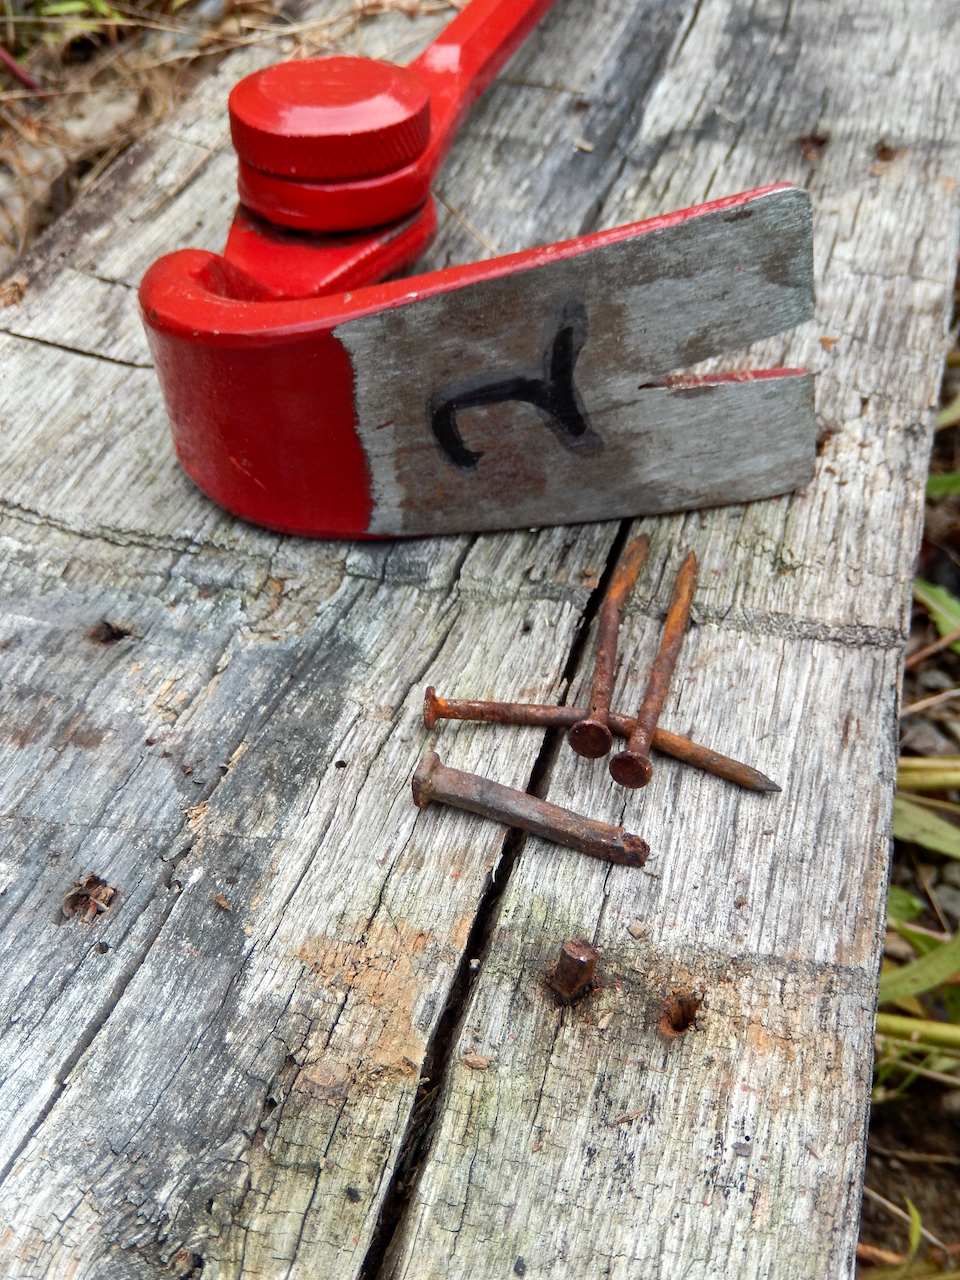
(382, 0, 960, 1276)
(0, 0, 953, 1276)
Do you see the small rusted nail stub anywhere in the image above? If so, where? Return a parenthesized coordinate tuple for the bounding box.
(610, 551, 699, 789)
(412, 751, 649, 867)
(548, 938, 599, 1001)
(568, 533, 650, 759)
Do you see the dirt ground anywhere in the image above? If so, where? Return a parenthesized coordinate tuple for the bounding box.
(863, 1081, 960, 1256)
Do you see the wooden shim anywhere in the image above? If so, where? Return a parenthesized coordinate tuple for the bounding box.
(354, 368, 814, 535)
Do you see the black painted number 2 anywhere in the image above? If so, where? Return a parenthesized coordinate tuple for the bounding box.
(428, 300, 602, 470)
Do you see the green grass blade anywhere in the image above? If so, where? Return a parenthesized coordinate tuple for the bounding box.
(898, 769, 960, 792)
(905, 1198, 922, 1261)
(876, 1012, 960, 1048)
(895, 923, 946, 957)
(40, 2, 92, 13)
(914, 578, 960, 654)
(927, 472, 960, 500)
(879, 929, 960, 1002)
(888, 885, 924, 922)
(937, 393, 960, 430)
(893, 794, 960, 858)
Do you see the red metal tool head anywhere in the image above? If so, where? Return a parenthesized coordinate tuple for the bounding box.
(229, 57, 432, 182)
(140, 187, 816, 539)
(229, 0, 556, 230)
(139, 0, 817, 541)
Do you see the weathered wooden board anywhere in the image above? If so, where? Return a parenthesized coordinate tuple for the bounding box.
(0, 0, 955, 1277)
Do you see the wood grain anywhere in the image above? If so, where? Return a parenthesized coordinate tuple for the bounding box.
(0, 0, 955, 1276)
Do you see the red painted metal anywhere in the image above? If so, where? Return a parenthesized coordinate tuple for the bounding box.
(221, 198, 437, 300)
(139, 0, 571, 535)
(233, 0, 556, 230)
(140, 186, 801, 538)
(229, 57, 432, 182)
(140, 0, 813, 540)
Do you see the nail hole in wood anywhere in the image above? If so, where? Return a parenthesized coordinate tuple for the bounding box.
(875, 140, 903, 162)
(800, 133, 828, 163)
(658, 992, 702, 1038)
(88, 620, 133, 645)
(815, 421, 841, 455)
(62, 873, 117, 922)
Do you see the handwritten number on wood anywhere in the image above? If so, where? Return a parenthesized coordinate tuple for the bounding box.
(428, 300, 602, 470)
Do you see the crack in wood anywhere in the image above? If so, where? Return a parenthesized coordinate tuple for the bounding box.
(355, 523, 632, 1280)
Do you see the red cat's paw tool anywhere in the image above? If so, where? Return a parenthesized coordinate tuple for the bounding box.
(140, 0, 816, 539)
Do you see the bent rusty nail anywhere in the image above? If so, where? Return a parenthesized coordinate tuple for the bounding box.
(422, 689, 779, 793)
(568, 533, 650, 759)
(411, 751, 649, 867)
(610, 551, 698, 789)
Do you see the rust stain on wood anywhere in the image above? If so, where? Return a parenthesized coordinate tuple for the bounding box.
(296, 922, 432, 1076)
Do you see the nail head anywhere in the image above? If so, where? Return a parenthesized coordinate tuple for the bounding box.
(609, 750, 653, 788)
(548, 938, 599, 1002)
(567, 719, 613, 758)
(423, 686, 438, 729)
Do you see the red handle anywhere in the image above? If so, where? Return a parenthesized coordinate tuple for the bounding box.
(234, 0, 557, 231)
(411, 0, 556, 165)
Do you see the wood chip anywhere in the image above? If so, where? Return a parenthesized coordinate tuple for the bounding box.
(461, 1053, 493, 1071)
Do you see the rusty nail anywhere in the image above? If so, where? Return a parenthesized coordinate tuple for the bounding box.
(422, 690, 778, 792)
(568, 534, 650, 759)
(412, 751, 649, 867)
(609, 551, 698, 789)
(548, 938, 599, 1002)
